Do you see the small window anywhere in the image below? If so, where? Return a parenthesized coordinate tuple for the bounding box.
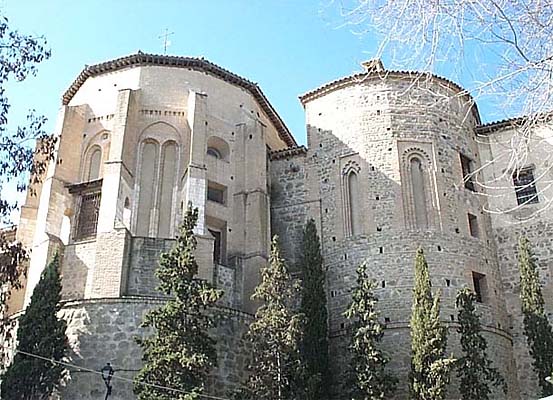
(208, 229, 222, 264)
(460, 154, 475, 191)
(513, 167, 539, 205)
(472, 272, 486, 303)
(207, 147, 222, 159)
(207, 182, 226, 205)
(468, 213, 479, 238)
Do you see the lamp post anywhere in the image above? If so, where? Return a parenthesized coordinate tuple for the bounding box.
(101, 362, 114, 400)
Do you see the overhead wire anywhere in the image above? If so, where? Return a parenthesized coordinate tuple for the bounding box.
(1, 345, 233, 400)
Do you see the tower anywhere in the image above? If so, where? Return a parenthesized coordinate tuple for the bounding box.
(13, 53, 294, 398)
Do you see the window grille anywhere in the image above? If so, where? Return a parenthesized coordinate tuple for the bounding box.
(76, 192, 101, 239)
(513, 167, 539, 205)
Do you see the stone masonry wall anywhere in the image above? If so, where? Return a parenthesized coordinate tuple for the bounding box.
(493, 220, 553, 398)
(58, 298, 250, 400)
(269, 74, 520, 399)
(270, 149, 316, 271)
(125, 236, 235, 307)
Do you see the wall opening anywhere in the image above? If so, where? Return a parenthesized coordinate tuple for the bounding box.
(513, 166, 539, 205)
(347, 171, 360, 236)
(460, 153, 476, 191)
(207, 181, 227, 205)
(468, 213, 479, 238)
(472, 271, 487, 303)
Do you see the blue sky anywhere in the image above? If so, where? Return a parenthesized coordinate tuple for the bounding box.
(3, 0, 384, 146)
(3, 0, 509, 222)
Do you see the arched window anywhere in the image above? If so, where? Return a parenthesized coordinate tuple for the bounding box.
(342, 161, 362, 237)
(207, 147, 222, 159)
(135, 139, 179, 238)
(87, 147, 102, 181)
(348, 171, 360, 235)
(400, 146, 436, 231)
(410, 157, 428, 229)
(206, 136, 230, 161)
(136, 141, 159, 237)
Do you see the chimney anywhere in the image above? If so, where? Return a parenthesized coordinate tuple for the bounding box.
(361, 59, 385, 73)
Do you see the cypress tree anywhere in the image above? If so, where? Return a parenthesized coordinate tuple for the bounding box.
(238, 236, 304, 400)
(518, 236, 553, 396)
(455, 287, 505, 399)
(298, 219, 329, 400)
(1, 252, 67, 400)
(134, 206, 222, 400)
(410, 248, 454, 400)
(343, 261, 397, 399)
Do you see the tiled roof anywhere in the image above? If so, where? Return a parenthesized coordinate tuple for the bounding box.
(299, 69, 481, 125)
(269, 145, 307, 160)
(476, 111, 553, 134)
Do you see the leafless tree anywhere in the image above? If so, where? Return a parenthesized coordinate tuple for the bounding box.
(325, 0, 553, 219)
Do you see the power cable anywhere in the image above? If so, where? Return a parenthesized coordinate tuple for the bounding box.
(2, 345, 233, 400)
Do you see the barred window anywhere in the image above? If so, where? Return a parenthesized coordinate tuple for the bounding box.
(513, 167, 539, 205)
(76, 192, 101, 239)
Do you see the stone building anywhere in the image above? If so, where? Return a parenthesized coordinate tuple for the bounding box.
(7, 52, 553, 399)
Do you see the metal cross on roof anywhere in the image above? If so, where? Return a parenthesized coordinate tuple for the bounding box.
(158, 28, 174, 54)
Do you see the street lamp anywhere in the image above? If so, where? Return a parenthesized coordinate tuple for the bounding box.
(101, 362, 114, 400)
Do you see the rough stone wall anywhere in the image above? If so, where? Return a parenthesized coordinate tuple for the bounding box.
(478, 123, 553, 398)
(61, 239, 97, 300)
(491, 221, 553, 398)
(268, 74, 519, 399)
(125, 237, 175, 296)
(269, 149, 318, 270)
(59, 298, 250, 400)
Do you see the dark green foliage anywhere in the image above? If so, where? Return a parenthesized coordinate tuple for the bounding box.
(344, 261, 397, 400)
(133, 206, 222, 400)
(298, 219, 330, 400)
(409, 248, 454, 400)
(238, 236, 304, 400)
(518, 236, 553, 396)
(1, 252, 67, 400)
(0, 14, 55, 368)
(455, 287, 506, 400)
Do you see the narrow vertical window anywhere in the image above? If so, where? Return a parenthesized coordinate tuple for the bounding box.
(410, 157, 428, 229)
(157, 142, 177, 238)
(136, 142, 159, 237)
(468, 213, 479, 238)
(209, 229, 222, 264)
(460, 154, 475, 191)
(472, 272, 486, 303)
(88, 148, 102, 181)
(348, 171, 360, 235)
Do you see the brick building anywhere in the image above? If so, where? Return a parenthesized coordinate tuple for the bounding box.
(8, 53, 553, 399)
